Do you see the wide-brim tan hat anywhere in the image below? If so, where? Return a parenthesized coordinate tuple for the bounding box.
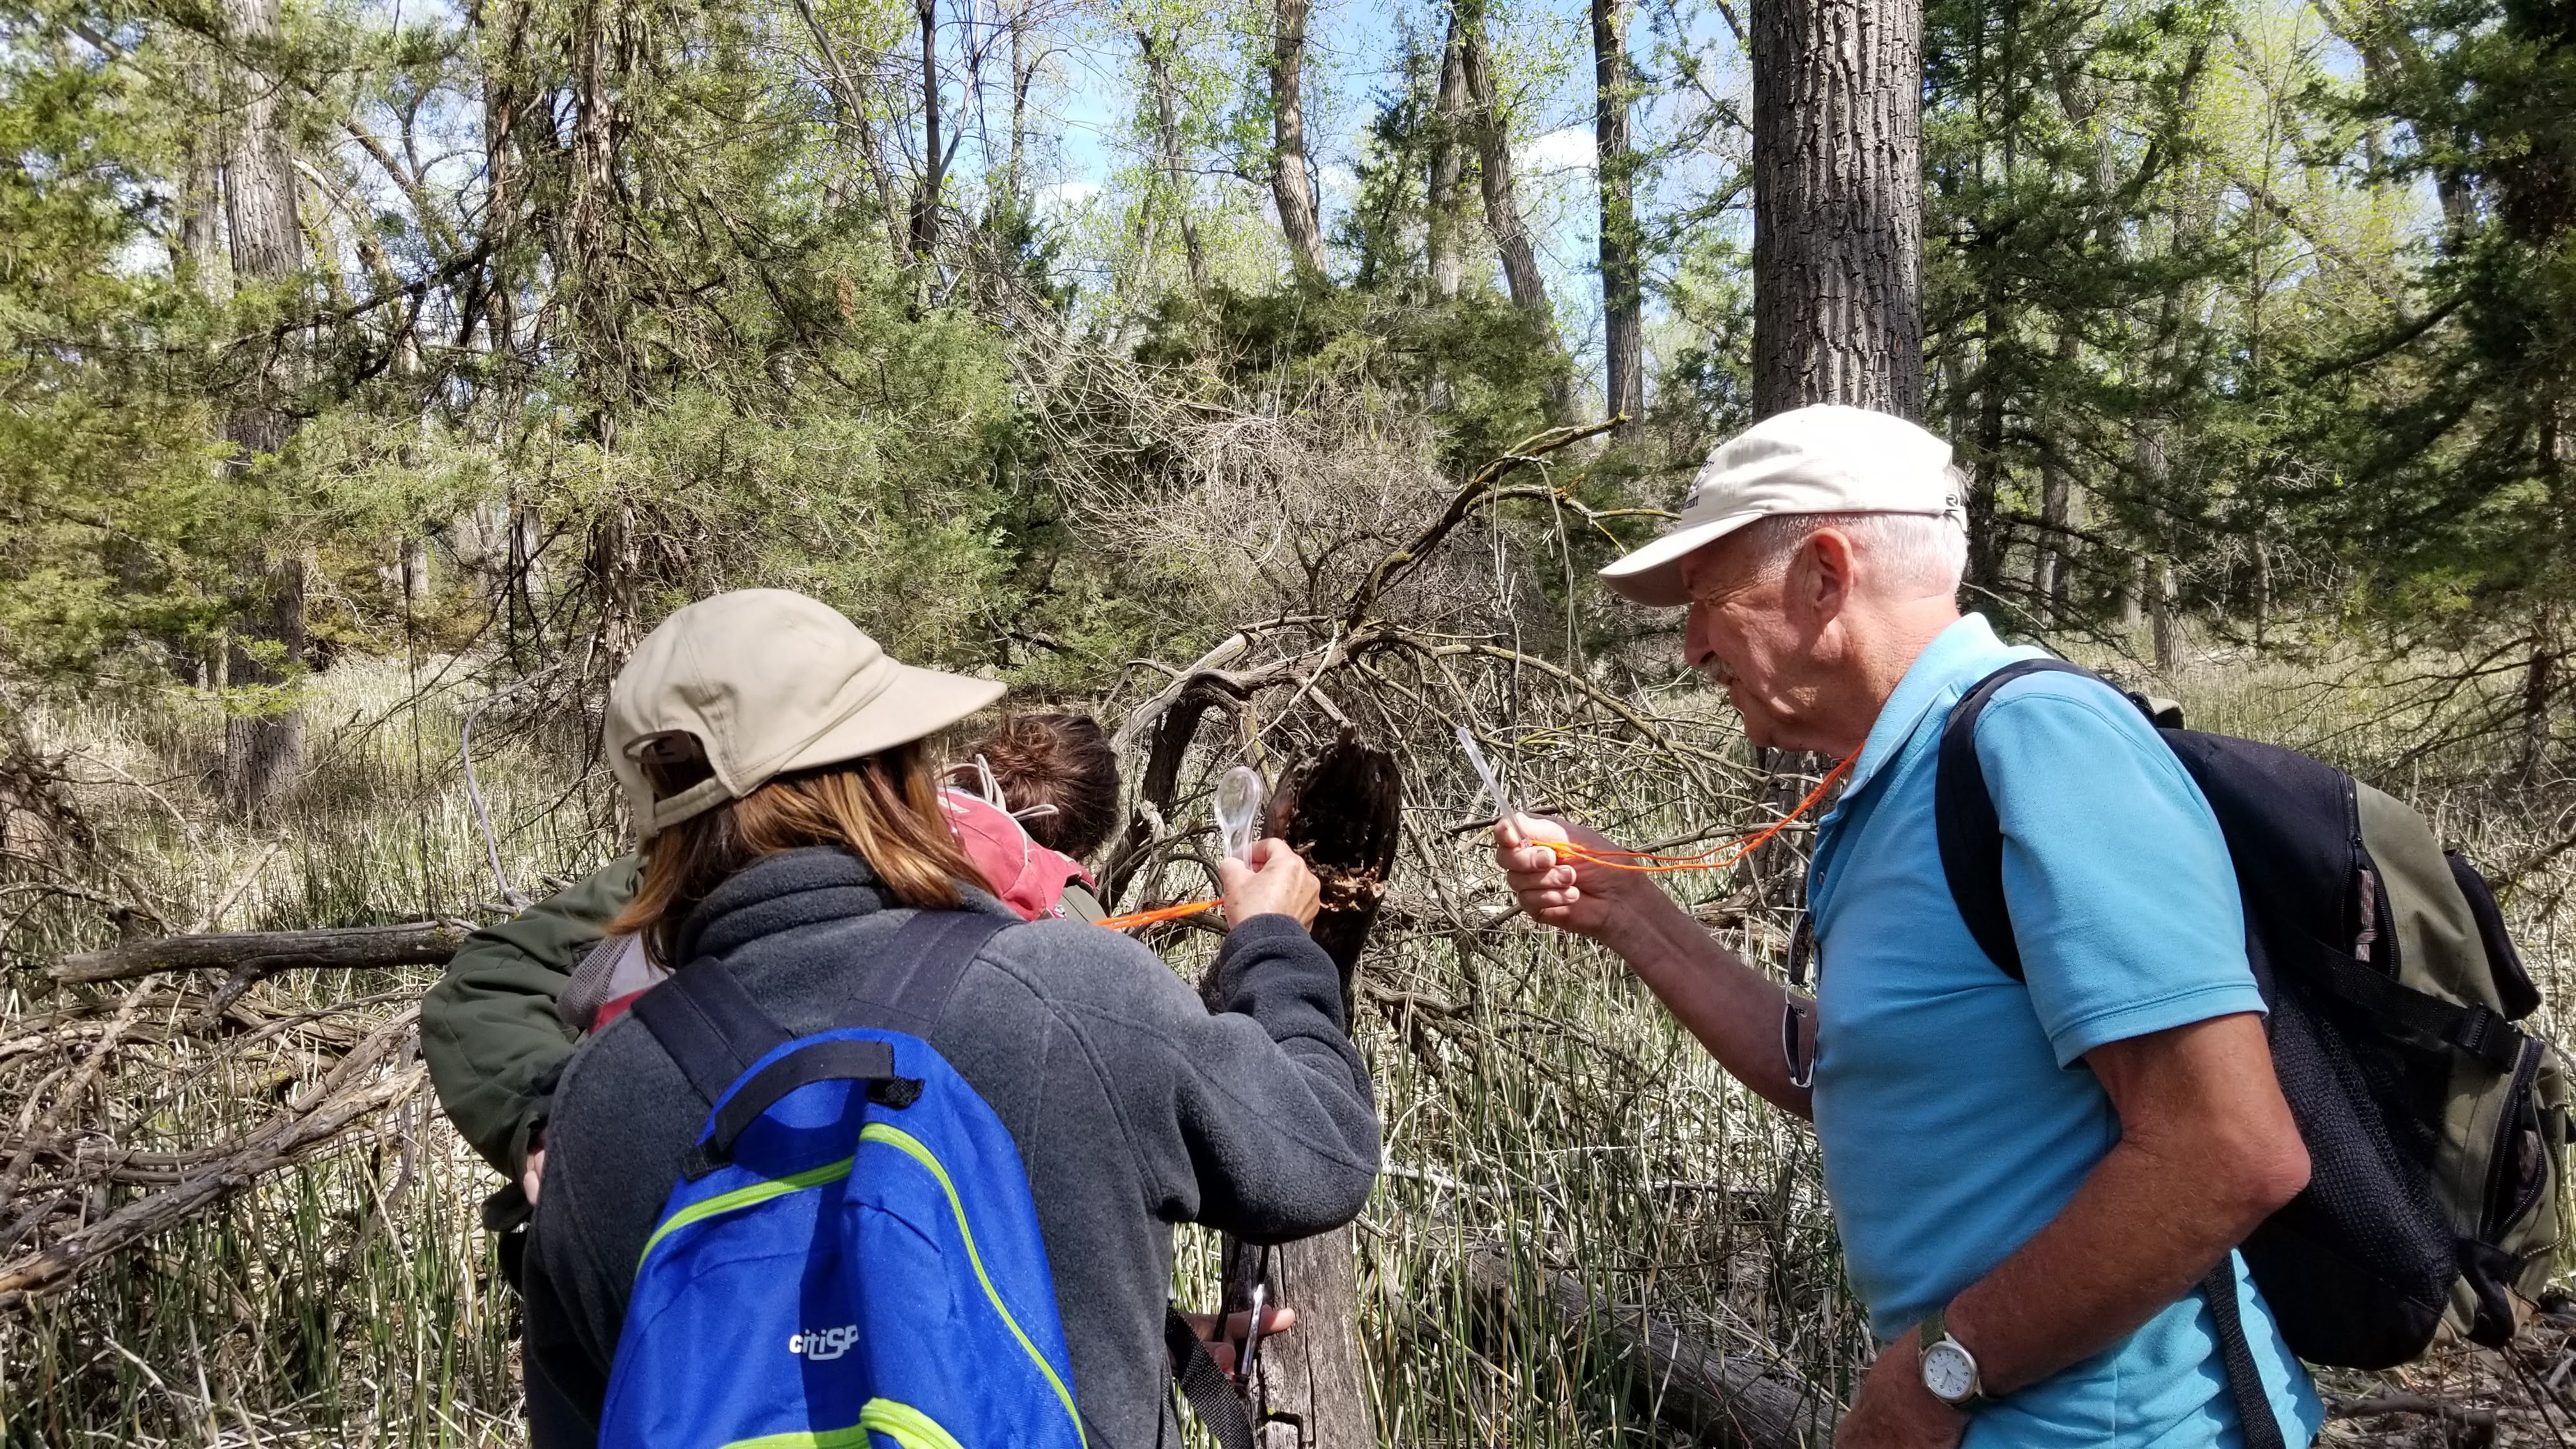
(605, 589, 1005, 837)
(1599, 404, 1963, 607)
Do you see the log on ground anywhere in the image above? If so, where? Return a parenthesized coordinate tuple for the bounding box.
(51, 922, 468, 985)
(1460, 1244, 1837, 1449)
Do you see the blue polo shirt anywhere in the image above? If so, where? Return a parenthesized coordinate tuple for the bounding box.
(1805, 615, 2323, 1448)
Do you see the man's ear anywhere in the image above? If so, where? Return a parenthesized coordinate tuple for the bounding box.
(1793, 525, 1859, 625)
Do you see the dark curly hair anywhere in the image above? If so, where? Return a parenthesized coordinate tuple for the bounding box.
(963, 713, 1122, 861)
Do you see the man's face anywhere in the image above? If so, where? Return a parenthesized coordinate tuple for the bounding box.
(1679, 531, 1826, 749)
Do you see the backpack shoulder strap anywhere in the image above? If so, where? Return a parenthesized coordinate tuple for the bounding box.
(841, 908, 1018, 1038)
(1933, 657, 2117, 982)
(1164, 1306, 1258, 1449)
(630, 954, 795, 1104)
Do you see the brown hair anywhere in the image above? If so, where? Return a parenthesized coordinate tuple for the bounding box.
(611, 739, 980, 968)
(963, 712, 1121, 861)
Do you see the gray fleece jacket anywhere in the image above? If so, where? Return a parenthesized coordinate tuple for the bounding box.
(523, 847, 1380, 1449)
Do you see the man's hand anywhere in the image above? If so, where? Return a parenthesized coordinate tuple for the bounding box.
(1492, 814, 1651, 940)
(521, 1130, 548, 1208)
(1837, 1330, 1968, 1449)
(1218, 839, 1321, 929)
(1181, 1303, 1296, 1376)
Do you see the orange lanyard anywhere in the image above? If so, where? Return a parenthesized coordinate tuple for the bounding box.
(1092, 898, 1221, 931)
(1545, 753, 1854, 873)
(1091, 755, 1851, 930)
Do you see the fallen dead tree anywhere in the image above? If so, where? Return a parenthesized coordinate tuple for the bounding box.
(1460, 1244, 1837, 1449)
(51, 921, 469, 985)
(0, 1008, 426, 1309)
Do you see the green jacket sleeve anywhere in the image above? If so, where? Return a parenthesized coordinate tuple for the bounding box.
(421, 855, 641, 1180)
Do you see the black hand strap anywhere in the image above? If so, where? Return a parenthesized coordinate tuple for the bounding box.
(631, 950, 794, 1103)
(2202, 1262, 2287, 1449)
(691, 1039, 917, 1167)
(1164, 1306, 1257, 1449)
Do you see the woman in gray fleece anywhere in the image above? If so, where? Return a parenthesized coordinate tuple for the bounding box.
(521, 589, 1381, 1449)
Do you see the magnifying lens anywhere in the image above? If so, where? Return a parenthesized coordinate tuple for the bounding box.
(1216, 766, 1266, 862)
(1456, 725, 1514, 820)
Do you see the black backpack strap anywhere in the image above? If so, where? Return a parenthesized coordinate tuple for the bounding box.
(1164, 1305, 1257, 1449)
(630, 953, 795, 1103)
(843, 908, 1018, 1037)
(2200, 1261, 2287, 1449)
(1934, 658, 2122, 981)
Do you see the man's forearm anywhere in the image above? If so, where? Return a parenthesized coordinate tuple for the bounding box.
(1942, 1016, 2306, 1399)
(1942, 1138, 2244, 1393)
(1598, 891, 1813, 1117)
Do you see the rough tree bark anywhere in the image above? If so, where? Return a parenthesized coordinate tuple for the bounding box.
(1591, 0, 1642, 421)
(54, 923, 471, 986)
(1137, 27, 1209, 295)
(1218, 732, 1400, 1449)
(1426, 18, 1471, 302)
(1749, 0, 1924, 418)
(1460, 0, 1574, 422)
(2036, 330, 2079, 608)
(1269, 0, 1328, 277)
(220, 0, 309, 816)
(913, 0, 945, 258)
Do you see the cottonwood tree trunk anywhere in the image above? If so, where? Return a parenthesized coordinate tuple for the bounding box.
(1426, 20, 1470, 302)
(220, 0, 308, 816)
(912, 0, 946, 259)
(1460, 0, 1574, 422)
(1749, 0, 1924, 417)
(1137, 27, 1208, 295)
(1591, 0, 1641, 420)
(1269, 0, 1328, 276)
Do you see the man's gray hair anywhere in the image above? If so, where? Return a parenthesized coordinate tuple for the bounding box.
(1735, 505, 1970, 598)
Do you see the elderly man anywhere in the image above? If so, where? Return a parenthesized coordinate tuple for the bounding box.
(1496, 406, 2322, 1448)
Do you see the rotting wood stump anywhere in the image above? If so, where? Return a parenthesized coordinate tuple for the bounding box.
(1215, 728, 1400, 1449)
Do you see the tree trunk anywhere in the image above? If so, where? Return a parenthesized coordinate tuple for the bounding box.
(1591, 0, 1642, 420)
(2036, 330, 2077, 608)
(564, 0, 629, 425)
(220, 0, 308, 816)
(1750, 0, 1924, 417)
(1270, 0, 1328, 276)
(1426, 17, 1470, 302)
(2150, 557, 2184, 674)
(1218, 733, 1399, 1449)
(912, 0, 944, 259)
(1138, 28, 1208, 294)
(1460, 0, 1573, 422)
(792, 0, 911, 264)
(2524, 606, 2560, 780)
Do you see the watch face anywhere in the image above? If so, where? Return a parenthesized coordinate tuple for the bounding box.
(1922, 1340, 1977, 1402)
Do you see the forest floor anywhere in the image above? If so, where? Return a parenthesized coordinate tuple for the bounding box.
(0, 630, 2570, 1447)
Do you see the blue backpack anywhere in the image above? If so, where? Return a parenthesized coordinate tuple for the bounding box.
(602, 910, 1090, 1449)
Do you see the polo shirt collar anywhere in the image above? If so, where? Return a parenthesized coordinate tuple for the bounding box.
(1834, 613, 2027, 802)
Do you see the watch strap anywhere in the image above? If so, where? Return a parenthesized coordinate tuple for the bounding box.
(1918, 1303, 1991, 1409)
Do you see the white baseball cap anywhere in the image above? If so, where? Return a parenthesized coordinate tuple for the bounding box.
(605, 590, 1006, 836)
(1598, 404, 1965, 607)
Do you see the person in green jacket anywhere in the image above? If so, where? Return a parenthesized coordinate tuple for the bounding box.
(420, 711, 1123, 1230)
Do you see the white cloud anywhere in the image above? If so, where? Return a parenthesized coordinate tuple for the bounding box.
(1521, 128, 1598, 173)
(1036, 181, 1102, 213)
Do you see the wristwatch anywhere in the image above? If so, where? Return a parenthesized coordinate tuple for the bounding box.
(1917, 1305, 1993, 1409)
